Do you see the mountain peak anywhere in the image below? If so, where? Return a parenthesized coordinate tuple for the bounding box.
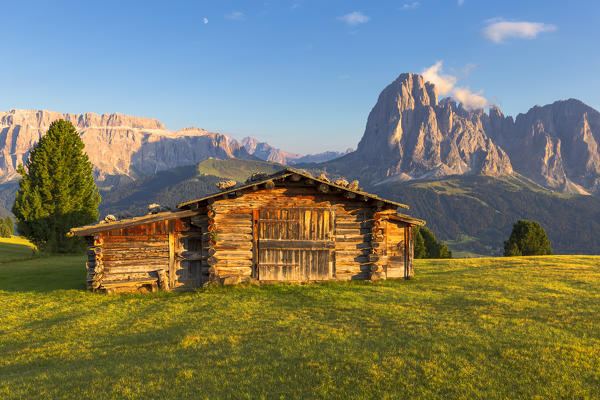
(349, 72, 512, 181)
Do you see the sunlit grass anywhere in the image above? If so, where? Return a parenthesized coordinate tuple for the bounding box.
(0, 236, 37, 263)
(1, 255, 599, 399)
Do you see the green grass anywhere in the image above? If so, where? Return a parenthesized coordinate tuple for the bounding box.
(0, 236, 37, 263)
(195, 158, 283, 182)
(1, 255, 599, 399)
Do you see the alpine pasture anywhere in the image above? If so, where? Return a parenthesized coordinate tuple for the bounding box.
(1, 249, 599, 399)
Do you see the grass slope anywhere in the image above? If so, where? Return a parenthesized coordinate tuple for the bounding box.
(195, 158, 283, 182)
(0, 236, 37, 263)
(373, 174, 600, 256)
(1, 255, 599, 399)
(99, 158, 284, 216)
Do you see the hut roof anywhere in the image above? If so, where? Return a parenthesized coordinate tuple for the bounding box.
(69, 209, 198, 237)
(177, 167, 410, 210)
(70, 168, 424, 237)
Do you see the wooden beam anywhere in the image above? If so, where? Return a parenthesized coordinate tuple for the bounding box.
(259, 239, 335, 250)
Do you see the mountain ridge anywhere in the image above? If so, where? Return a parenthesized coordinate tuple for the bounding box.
(0, 109, 344, 186)
(321, 73, 600, 195)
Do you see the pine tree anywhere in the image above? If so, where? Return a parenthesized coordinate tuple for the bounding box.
(504, 220, 553, 256)
(12, 120, 100, 252)
(414, 226, 452, 259)
(414, 228, 427, 258)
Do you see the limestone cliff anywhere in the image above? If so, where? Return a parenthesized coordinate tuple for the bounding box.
(0, 109, 252, 185)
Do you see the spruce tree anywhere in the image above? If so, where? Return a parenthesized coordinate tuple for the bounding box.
(504, 220, 553, 256)
(414, 228, 427, 259)
(12, 120, 100, 252)
(414, 226, 452, 259)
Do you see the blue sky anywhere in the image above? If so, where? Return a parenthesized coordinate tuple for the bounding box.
(1, 0, 598, 154)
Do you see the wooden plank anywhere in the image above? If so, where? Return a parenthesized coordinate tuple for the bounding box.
(252, 209, 259, 279)
(168, 233, 175, 288)
(259, 239, 334, 250)
(72, 209, 199, 236)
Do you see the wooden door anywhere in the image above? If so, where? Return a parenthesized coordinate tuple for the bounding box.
(385, 221, 407, 279)
(257, 208, 334, 281)
(171, 232, 204, 289)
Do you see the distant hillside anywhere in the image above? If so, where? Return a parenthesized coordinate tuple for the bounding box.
(99, 158, 284, 217)
(371, 174, 600, 256)
(99, 158, 600, 256)
(194, 158, 283, 182)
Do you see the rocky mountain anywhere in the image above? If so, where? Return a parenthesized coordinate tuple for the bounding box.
(486, 99, 600, 194)
(326, 73, 513, 183)
(241, 137, 351, 165)
(0, 109, 255, 186)
(0, 109, 347, 190)
(324, 73, 600, 195)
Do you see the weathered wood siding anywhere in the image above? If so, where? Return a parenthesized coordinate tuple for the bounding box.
(209, 186, 382, 282)
(86, 218, 205, 291)
(384, 220, 409, 279)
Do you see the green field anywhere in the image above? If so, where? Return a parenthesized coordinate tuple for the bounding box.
(1, 253, 599, 399)
(0, 236, 37, 263)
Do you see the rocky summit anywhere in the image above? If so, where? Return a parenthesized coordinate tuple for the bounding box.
(327, 73, 600, 195)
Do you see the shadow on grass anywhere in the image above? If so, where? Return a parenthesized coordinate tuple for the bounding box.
(0, 255, 87, 293)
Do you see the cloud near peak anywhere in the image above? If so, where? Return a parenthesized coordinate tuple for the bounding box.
(483, 19, 556, 43)
(338, 11, 370, 26)
(421, 61, 488, 111)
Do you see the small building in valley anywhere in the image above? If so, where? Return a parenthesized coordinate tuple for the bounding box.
(70, 168, 425, 293)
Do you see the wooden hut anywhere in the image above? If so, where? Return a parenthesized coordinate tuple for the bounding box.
(70, 168, 425, 293)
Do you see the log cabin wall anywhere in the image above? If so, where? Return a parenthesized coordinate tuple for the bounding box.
(85, 217, 204, 292)
(207, 183, 392, 283)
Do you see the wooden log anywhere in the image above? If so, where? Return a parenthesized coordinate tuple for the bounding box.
(318, 183, 329, 193)
(102, 259, 169, 268)
(289, 173, 302, 182)
(216, 226, 253, 234)
(157, 269, 169, 290)
(215, 233, 253, 241)
(215, 266, 253, 276)
(214, 242, 253, 251)
(344, 192, 357, 199)
(213, 250, 252, 258)
(265, 180, 275, 190)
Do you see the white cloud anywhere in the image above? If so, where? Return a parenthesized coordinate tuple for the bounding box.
(458, 0, 465, 5)
(453, 87, 488, 110)
(226, 11, 245, 20)
(402, 2, 420, 10)
(422, 61, 457, 95)
(338, 11, 370, 26)
(483, 18, 556, 43)
(202, 17, 208, 24)
(421, 61, 489, 111)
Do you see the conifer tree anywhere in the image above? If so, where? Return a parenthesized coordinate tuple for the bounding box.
(12, 120, 100, 252)
(504, 220, 553, 256)
(414, 226, 452, 259)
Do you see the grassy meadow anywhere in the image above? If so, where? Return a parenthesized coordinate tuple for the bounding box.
(0, 236, 37, 263)
(0, 249, 599, 399)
